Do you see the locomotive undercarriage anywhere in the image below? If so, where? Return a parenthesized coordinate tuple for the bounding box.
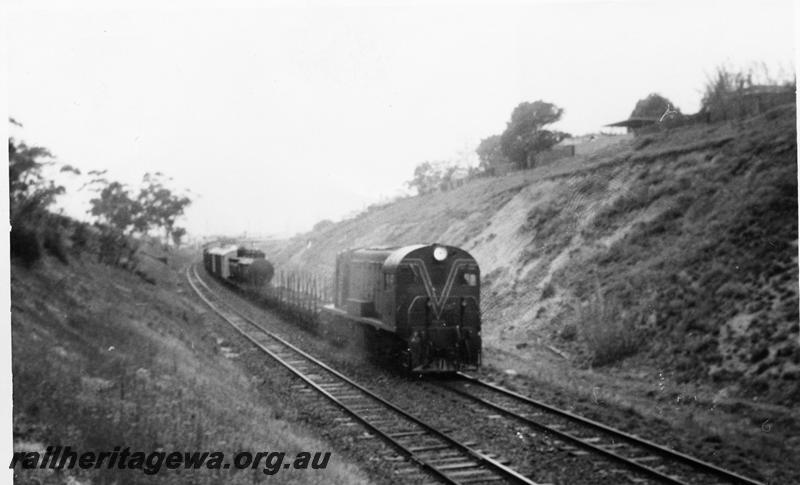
(318, 310, 478, 373)
(406, 325, 480, 373)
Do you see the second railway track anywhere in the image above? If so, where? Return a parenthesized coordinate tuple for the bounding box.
(437, 374, 765, 485)
(186, 264, 540, 485)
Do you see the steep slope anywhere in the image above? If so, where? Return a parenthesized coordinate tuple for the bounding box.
(263, 104, 798, 404)
(11, 252, 370, 484)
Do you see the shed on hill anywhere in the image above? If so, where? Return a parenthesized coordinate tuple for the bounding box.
(608, 93, 678, 135)
(605, 117, 660, 134)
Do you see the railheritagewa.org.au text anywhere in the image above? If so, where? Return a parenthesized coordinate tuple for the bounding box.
(10, 446, 331, 475)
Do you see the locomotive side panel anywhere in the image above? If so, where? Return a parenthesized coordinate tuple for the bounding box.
(335, 248, 396, 319)
(346, 260, 379, 317)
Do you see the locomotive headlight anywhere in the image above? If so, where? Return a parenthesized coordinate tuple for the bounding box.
(433, 246, 448, 261)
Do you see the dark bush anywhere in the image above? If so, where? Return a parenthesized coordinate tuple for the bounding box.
(43, 226, 68, 264)
(541, 282, 556, 299)
(10, 225, 41, 267)
(70, 222, 90, 253)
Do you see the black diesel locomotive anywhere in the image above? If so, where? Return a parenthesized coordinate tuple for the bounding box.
(321, 244, 482, 372)
(202, 242, 482, 373)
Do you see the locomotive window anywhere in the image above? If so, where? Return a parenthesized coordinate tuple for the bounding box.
(462, 272, 478, 287)
(384, 273, 395, 289)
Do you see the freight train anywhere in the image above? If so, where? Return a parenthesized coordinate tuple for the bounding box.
(203, 245, 275, 287)
(202, 242, 481, 373)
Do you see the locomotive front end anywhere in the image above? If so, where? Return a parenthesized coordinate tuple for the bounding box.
(390, 244, 482, 372)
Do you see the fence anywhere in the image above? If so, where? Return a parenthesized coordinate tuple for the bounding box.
(239, 270, 333, 326)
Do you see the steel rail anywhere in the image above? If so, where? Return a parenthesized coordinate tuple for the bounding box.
(449, 373, 765, 485)
(187, 265, 539, 485)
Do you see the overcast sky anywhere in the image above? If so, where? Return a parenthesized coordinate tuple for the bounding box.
(5, 0, 796, 238)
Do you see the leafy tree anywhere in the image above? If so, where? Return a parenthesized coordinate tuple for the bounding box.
(698, 64, 794, 121)
(171, 227, 187, 248)
(86, 171, 191, 266)
(630, 93, 679, 120)
(88, 181, 141, 233)
(87, 180, 142, 265)
(60, 164, 82, 175)
(476, 135, 510, 173)
(8, 135, 66, 265)
(499, 101, 567, 168)
(135, 172, 192, 245)
(88, 172, 192, 243)
(406, 160, 477, 195)
(439, 165, 459, 191)
(9, 140, 64, 219)
(407, 161, 442, 195)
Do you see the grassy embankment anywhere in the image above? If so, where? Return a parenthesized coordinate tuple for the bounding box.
(11, 248, 370, 484)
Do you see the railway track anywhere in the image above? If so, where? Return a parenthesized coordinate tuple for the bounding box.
(439, 374, 765, 485)
(186, 264, 539, 485)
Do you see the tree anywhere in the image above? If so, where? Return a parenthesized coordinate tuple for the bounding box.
(135, 172, 191, 245)
(88, 181, 141, 233)
(87, 180, 142, 265)
(499, 101, 566, 169)
(171, 227, 187, 248)
(9, 140, 64, 219)
(86, 171, 192, 265)
(476, 135, 509, 173)
(630, 93, 679, 120)
(406, 161, 443, 196)
(8, 136, 66, 265)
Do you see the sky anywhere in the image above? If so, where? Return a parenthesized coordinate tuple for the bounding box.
(4, 0, 797, 238)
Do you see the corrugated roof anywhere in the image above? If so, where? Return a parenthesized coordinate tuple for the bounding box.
(605, 117, 659, 128)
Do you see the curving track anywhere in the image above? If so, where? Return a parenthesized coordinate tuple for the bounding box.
(438, 374, 765, 485)
(187, 264, 539, 485)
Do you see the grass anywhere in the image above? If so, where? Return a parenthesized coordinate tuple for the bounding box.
(558, 105, 799, 401)
(11, 254, 369, 484)
(574, 290, 639, 367)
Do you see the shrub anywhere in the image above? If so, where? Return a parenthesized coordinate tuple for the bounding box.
(42, 225, 68, 264)
(520, 203, 569, 239)
(70, 221, 90, 253)
(575, 291, 640, 366)
(701, 63, 795, 122)
(560, 322, 577, 341)
(10, 225, 41, 267)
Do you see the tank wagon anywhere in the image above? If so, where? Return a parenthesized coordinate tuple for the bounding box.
(203, 245, 274, 287)
(320, 244, 481, 372)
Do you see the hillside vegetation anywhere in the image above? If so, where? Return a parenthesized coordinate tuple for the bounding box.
(263, 104, 798, 405)
(11, 251, 369, 484)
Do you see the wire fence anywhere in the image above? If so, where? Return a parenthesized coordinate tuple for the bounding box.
(241, 269, 333, 326)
